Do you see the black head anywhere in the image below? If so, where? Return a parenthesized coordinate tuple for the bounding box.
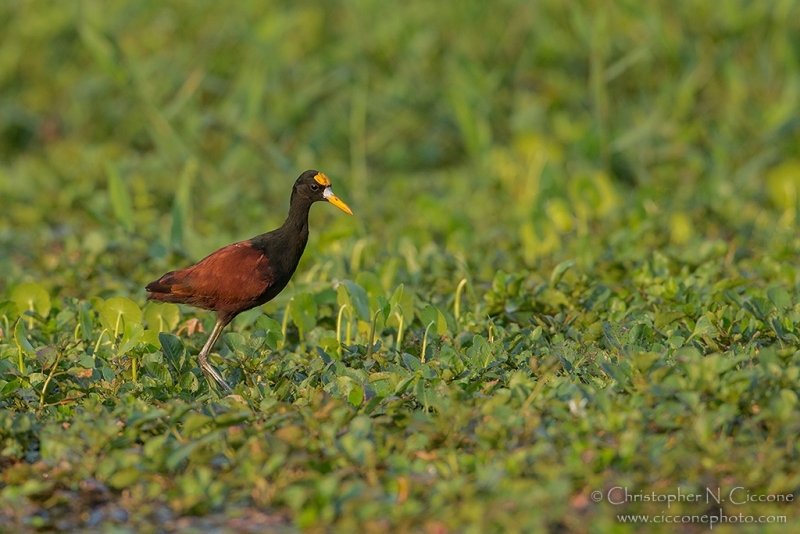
(291, 170, 353, 214)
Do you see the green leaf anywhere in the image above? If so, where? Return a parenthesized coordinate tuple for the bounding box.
(421, 305, 447, 336)
(255, 314, 283, 350)
(389, 284, 404, 309)
(531, 326, 543, 341)
(36, 347, 58, 369)
(402, 352, 421, 372)
(101, 367, 116, 382)
(467, 335, 493, 370)
(414, 380, 441, 412)
(348, 384, 364, 407)
(420, 363, 437, 380)
(183, 413, 213, 434)
(767, 287, 791, 310)
(141, 329, 160, 347)
(601, 361, 632, 389)
(14, 320, 36, 357)
(256, 314, 281, 333)
(550, 259, 576, 286)
(744, 297, 773, 320)
(654, 310, 685, 330)
(687, 316, 714, 342)
(290, 292, 318, 334)
(343, 281, 370, 322)
(11, 282, 51, 320)
(387, 285, 414, 332)
(166, 440, 203, 471)
(179, 372, 199, 392)
(78, 354, 95, 368)
(159, 333, 186, 372)
(145, 362, 172, 386)
(118, 322, 144, 356)
(492, 270, 508, 295)
(376, 296, 391, 322)
(319, 337, 339, 355)
(0, 300, 19, 321)
(667, 335, 685, 349)
(78, 302, 94, 341)
(214, 411, 252, 427)
(394, 374, 418, 395)
(99, 297, 142, 336)
(142, 435, 169, 461)
(363, 393, 385, 415)
(725, 289, 743, 308)
(355, 271, 385, 297)
(224, 332, 249, 356)
(144, 302, 180, 332)
(106, 163, 134, 232)
(107, 467, 140, 490)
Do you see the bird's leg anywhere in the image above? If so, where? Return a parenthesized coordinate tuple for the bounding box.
(197, 317, 232, 392)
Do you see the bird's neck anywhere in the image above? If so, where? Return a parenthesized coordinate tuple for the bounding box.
(281, 197, 312, 243)
(248, 198, 312, 279)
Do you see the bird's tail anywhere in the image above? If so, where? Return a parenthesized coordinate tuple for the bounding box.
(145, 271, 186, 302)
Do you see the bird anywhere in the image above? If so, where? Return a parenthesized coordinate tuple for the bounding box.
(145, 170, 352, 391)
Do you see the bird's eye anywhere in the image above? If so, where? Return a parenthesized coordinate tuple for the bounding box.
(310, 184, 320, 191)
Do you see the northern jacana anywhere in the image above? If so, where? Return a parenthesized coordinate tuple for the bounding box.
(146, 170, 352, 391)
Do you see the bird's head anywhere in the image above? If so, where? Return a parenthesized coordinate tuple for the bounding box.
(292, 170, 353, 215)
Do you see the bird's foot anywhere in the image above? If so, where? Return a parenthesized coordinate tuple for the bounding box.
(201, 363, 232, 392)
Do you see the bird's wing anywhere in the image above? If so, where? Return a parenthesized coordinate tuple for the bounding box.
(146, 241, 274, 311)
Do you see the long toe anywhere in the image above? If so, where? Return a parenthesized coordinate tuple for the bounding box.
(215, 377, 232, 392)
(201, 364, 232, 392)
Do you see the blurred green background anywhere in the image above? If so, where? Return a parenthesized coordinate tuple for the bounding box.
(3, 2, 800, 532)
(2, 0, 799, 299)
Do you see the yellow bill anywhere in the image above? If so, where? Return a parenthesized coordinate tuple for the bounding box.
(323, 187, 353, 215)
